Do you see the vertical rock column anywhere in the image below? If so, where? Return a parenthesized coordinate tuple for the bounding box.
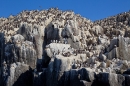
(119, 36, 130, 60)
(33, 25, 45, 71)
(0, 33, 5, 85)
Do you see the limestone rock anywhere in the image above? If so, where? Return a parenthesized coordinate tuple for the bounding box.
(1, 8, 130, 86)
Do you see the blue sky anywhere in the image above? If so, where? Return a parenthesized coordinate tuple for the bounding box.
(0, 0, 130, 21)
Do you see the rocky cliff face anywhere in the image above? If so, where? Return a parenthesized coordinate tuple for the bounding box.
(0, 8, 130, 86)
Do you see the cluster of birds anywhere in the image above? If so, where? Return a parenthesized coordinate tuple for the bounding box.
(94, 11, 130, 38)
(1, 8, 130, 76)
(46, 38, 129, 74)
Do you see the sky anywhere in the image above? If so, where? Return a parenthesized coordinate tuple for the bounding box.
(0, 0, 130, 21)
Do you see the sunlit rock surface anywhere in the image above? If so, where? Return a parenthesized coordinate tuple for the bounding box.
(0, 8, 130, 86)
